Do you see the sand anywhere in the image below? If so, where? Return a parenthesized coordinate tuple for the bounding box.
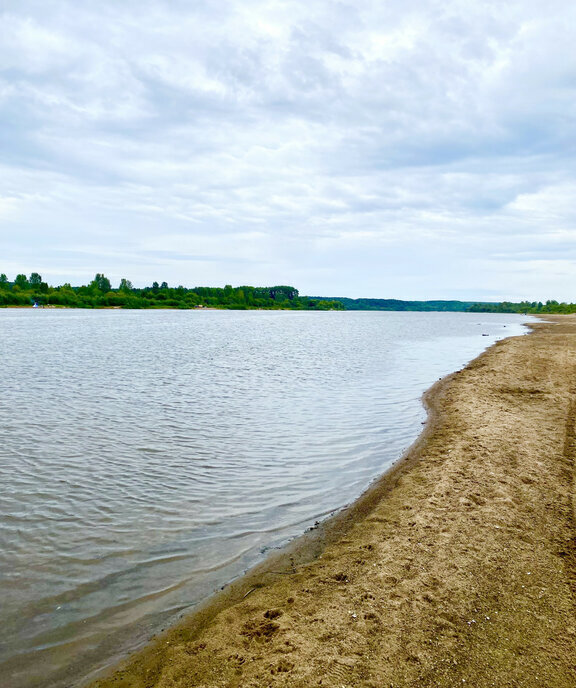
(91, 316, 576, 688)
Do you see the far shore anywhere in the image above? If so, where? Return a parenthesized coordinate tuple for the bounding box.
(88, 316, 576, 688)
(0, 305, 307, 311)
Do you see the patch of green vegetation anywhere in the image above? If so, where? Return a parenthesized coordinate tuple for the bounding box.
(467, 300, 576, 314)
(326, 297, 481, 311)
(320, 297, 576, 314)
(0, 273, 344, 311)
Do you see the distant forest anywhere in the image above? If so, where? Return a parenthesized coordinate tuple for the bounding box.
(0, 273, 343, 310)
(1, 273, 576, 313)
(330, 297, 576, 314)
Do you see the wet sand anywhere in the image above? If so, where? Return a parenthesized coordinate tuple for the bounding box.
(91, 316, 576, 688)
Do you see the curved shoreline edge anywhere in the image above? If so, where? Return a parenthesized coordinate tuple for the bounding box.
(80, 334, 464, 686)
(89, 316, 576, 688)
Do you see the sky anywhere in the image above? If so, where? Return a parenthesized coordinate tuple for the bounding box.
(1, 0, 576, 301)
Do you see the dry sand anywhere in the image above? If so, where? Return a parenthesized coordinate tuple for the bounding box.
(91, 316, 576, 688)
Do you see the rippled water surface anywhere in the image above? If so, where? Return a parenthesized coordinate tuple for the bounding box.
(0, 309, 531, 687)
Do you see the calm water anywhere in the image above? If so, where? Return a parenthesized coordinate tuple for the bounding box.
(0, 309, 531, 687)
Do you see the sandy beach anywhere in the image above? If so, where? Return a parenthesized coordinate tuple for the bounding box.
(91, 316, 576, 688)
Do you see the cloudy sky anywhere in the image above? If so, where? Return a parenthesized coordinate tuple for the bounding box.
(1, 0, 576, 300)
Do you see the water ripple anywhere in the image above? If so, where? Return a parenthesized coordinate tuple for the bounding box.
(0, 309, 531, 688)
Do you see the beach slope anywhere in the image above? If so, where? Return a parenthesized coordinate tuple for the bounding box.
(93, 316, 576, 687)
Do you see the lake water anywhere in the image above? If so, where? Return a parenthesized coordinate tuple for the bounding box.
(0, 309, 532, 688)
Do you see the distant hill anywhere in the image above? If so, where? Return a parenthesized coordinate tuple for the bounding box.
(315, 297, 488, 312)
(312, 297, 576, 314)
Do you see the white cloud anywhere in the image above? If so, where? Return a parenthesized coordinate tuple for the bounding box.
(1, 0, 576, 299)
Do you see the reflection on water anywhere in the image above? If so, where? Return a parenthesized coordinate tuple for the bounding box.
(0, 309, 531, 687)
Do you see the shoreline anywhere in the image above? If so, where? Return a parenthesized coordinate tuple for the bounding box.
(79, 343, 452, 687)
(90, 316, 576, 687)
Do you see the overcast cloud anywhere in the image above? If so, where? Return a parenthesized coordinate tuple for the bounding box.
(1, 0, 576, 299)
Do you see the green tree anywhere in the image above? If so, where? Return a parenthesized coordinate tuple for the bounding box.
(29, 272, 42, 286)
(15, 274, 29, 289)
(91, 273, 111, 292)
(0, 274, 8, 289)
(119, 278, 133, 292)
(269, 286, 299, 301)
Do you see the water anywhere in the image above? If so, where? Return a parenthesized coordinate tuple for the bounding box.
(0, 309, 531, 687)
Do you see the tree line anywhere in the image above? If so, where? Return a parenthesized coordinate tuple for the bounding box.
(2, 273, 575, 313)
(467, 300, 576, 314)
(0, 273, 344, 311)
(330, 297, 480, 311)
(328, 297, 576, 314)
